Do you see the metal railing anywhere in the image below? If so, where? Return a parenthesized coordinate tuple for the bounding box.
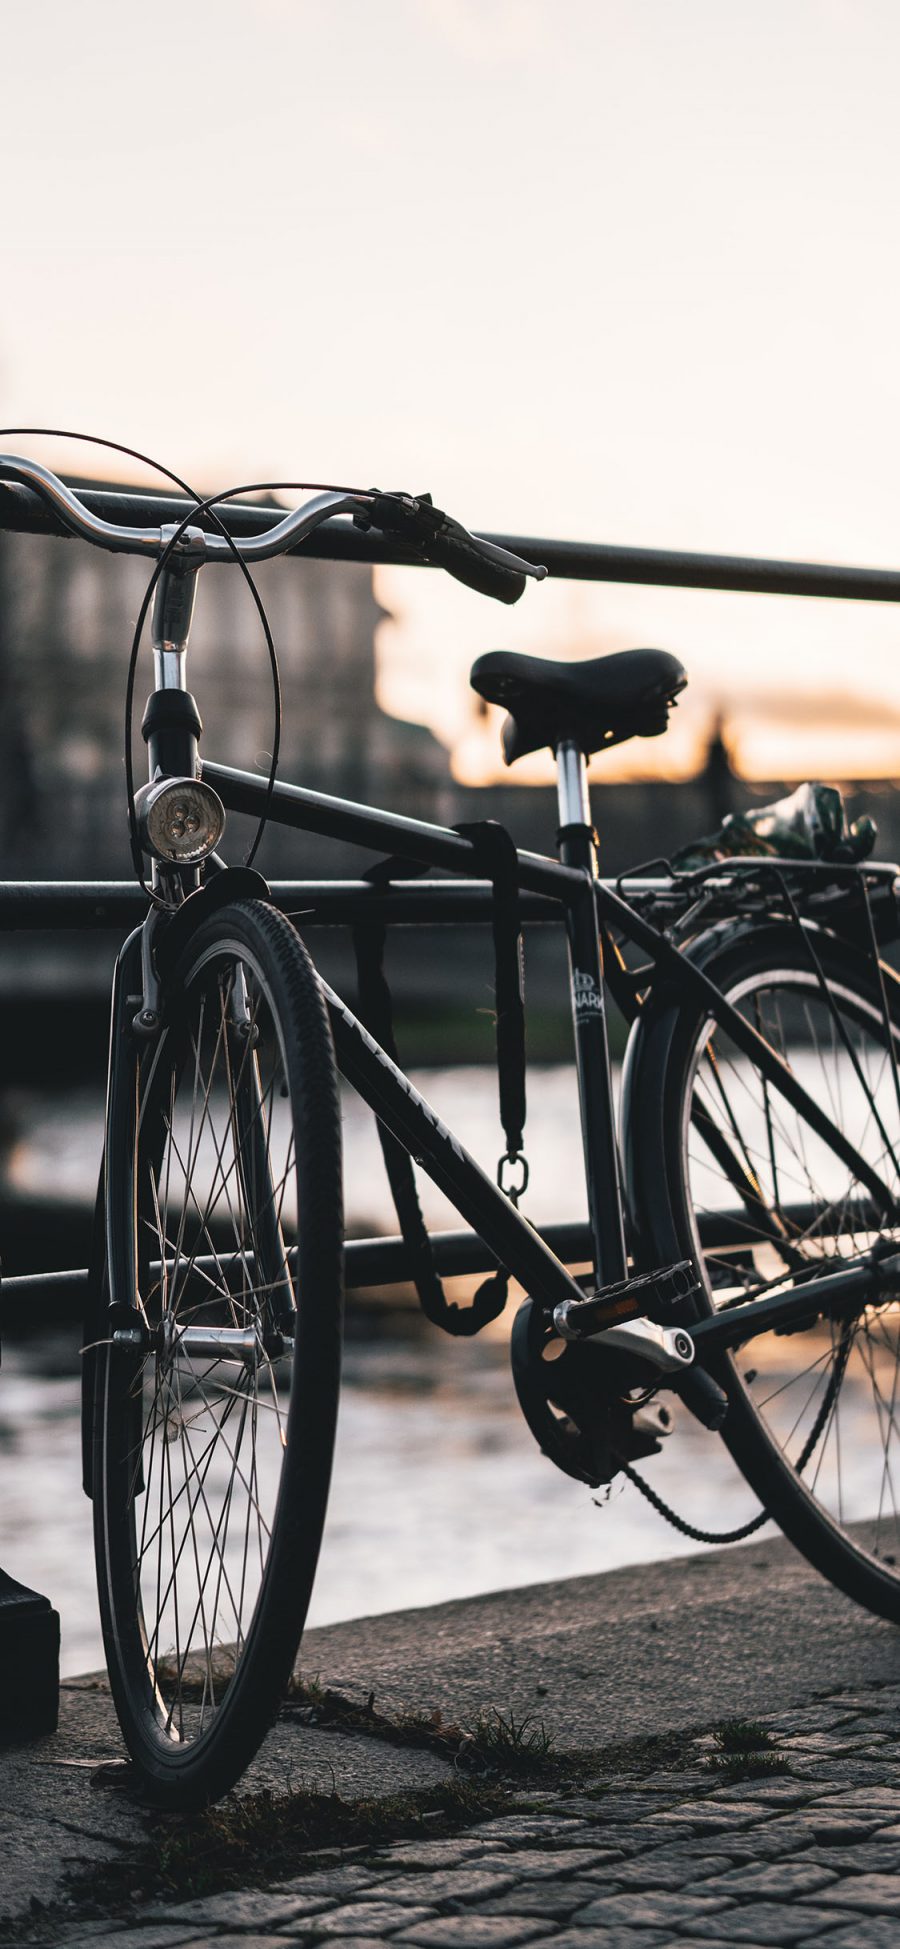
(5, 475, 900, 604)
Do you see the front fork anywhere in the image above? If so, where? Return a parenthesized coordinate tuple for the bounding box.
(82, 923, 143, 1499)
(108, 894, 295, 1338)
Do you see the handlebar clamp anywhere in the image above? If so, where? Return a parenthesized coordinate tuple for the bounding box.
(158, 521, 209, 571)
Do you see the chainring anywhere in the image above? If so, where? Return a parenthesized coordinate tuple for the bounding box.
(510, 1296, 668, 1488)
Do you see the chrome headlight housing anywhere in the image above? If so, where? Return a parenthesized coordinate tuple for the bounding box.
(135, 777, 226, 865)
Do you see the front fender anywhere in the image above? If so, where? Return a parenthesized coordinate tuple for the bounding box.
(153, 865, 270, 981)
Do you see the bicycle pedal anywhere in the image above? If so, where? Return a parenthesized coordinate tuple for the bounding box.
(554, 1261, 699, 1340)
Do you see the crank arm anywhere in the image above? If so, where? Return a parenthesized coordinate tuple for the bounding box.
(551, 1303, 727, 1428)
(552, 1306, 695, 1373)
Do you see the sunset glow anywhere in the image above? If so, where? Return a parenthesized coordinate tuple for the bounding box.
(5, 1, 900, 786)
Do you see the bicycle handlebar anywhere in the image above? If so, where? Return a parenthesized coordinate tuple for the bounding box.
(0, 456, 546, 603)
(0, 455, 165, 557)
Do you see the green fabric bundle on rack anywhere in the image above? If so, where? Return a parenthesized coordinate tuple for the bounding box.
(673, 781, 876, 874)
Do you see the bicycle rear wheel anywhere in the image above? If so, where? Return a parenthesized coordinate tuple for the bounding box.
(93, 899, 343, 1805)
(635, 921, 900, 1620)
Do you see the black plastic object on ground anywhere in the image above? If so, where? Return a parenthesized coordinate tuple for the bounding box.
(0, 1569, 59, 1741)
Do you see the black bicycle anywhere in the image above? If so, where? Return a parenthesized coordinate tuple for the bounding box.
(3, 448, 900, 1810)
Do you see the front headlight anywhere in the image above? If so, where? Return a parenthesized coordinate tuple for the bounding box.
(135, 777, 226, 865)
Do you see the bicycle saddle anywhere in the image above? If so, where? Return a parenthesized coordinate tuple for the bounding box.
(470, 647, 687, 764)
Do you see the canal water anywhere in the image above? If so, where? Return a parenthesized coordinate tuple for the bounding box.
(0, 1063, 834, 1678)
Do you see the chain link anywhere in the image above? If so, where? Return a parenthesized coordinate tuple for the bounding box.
(498, 1152, 529, 1207)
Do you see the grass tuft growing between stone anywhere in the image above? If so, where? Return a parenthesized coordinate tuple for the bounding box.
(706, 1718, 790, 1780)
(283, 1677, 555, 1777)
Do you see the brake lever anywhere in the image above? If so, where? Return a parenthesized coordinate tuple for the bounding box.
(353, 490, 445, 541)
(355, 490, 546, 581)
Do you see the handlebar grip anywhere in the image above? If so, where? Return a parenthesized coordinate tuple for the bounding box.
(427, 526, 527, 605)
(364, 493, 534, 605)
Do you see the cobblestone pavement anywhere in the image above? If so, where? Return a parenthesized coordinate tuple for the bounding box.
(46, 1679, 900, 1949)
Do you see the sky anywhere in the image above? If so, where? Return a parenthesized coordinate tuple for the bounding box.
(4, 0, 900, 784)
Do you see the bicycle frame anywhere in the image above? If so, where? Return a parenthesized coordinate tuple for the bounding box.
(205, 744, 629, 1308)
(193, 754, 900, 1363)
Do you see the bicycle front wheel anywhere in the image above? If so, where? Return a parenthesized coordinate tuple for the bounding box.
(637, 921, 900, 1621)
(94, 899, 343, 1805)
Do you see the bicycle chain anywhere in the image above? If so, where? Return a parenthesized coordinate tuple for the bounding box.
(621, 1324, 853, 1544)
(620, 1460, 768, 1543)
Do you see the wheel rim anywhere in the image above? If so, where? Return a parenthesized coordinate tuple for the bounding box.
(682, 961, 900, 1575)
(106, 942, 299, 1753)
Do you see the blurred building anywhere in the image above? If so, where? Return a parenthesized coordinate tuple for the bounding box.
(0, 525, 454, 882)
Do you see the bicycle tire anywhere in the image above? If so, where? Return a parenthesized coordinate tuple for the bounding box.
(629, 919, 900, 1621)
(93, 898, 343, 1805)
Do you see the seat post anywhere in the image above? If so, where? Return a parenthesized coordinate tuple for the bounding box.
(556, 741, 594, 868)
(555, 741, 628, 1289)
